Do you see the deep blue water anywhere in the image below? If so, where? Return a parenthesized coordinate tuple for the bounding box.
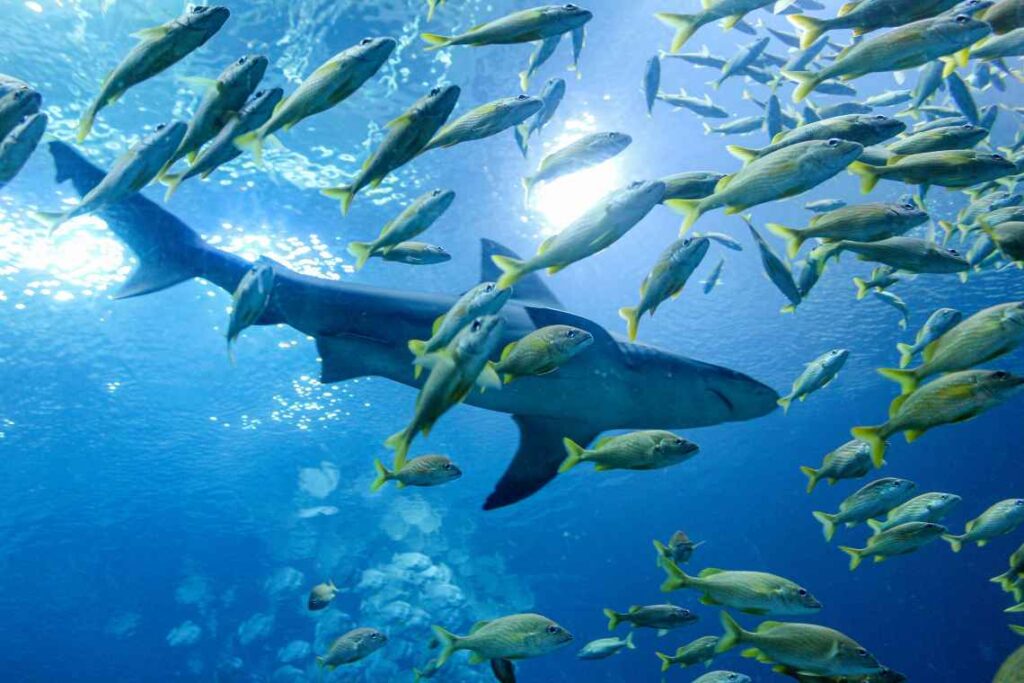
(1, 0, 1024, 681)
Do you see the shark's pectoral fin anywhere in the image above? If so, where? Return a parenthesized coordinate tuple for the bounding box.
(490, 658, 517, 683)
(482, 415, 598, 511)
(317, 334, 396, 383)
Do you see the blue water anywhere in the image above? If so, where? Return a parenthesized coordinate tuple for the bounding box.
(1, 0, 1024, 681)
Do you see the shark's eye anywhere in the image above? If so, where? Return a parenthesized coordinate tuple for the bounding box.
(947, 248, 960, 256)
(873, 115, 886, 121)
(992, 153, 1006, 161)
(1015, 499, 1024, 506)
(563, 3, 579, 8)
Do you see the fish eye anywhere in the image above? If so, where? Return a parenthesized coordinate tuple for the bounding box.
(484, 283, 495, 292)
(430, 87, 441, 96)
(237, 56, 247, 64)
(254, 90, 265, 97)
(994, 371, 1010, 379)
(674, 438, 685, 446)
(371, 632, 382, 640)
(857, 648, 869, 657)
(628, 180, 644, 189)
(901, 203, 915, 210)
(192, 6, 207, 13)
(798, 588, 808, 596)
(567, 329, 577, 338)
(442, 463, 452, 470)
(947, 248, 960, 255)
(471, 320, 482, 332)
(992, 154, 1006, 161)
(563, 3, 579, 8)
(546, 625, 561, 634)
(360, 38, 373, 45)
(827, 138, 840, 147)
(1015, 499, 1024, 506)
(516, 94, 529, 100)
(432, 189, 442, 196)
(873, 115, 886, 121)
(955, 13, 969, 23)
(155, 123, 166, 131)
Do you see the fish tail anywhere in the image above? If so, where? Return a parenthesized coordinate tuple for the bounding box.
(491, 254, 526, 290)
(656, 651, 674, 672)
(1007, 603, 1024, 613)
(799, 465, 820, 493)
(786, 15, 826, 51)
(558, 437, 586, 474)
(877, 367, 918, 396)
(848, 161, 882, 194)
(839, 545, 864, 571)
(519, 70, 530, 92)
(765, 222, 805, 259)
(625, 631, 636, 650)
(853, 277, 870, 300)
(654, 13, 698, 53)
(991, 571, 1013, 590)
(1010, 624, 1024, 636)
(664, 199, 702, 234)
(77, 101, 99, 143)
(29, 210, 67, 235)
(426, 0, 438, 21)
(715, 611, 747, 653)
(866, 518, 883, 534)
(384, 429, 411, 469)
(413, 668, 423, 683)
(514, 124, 529, 157)
(522, 175, 536, 205)
(346, 241, 373, 270)
(233, 130, 265, 167)
(618, 306, 641, 341)
(603, 608, 622, 631)
(780, 69, 819, 102)
(777, 395, 793, 414)
(942, 533, 965, 553)
(812, 510, 838, 542)
(370, 458, 392, 493)
(321, 185, 355, 215)
(659, 558, 692, 593)
(938, 220, 956, 244)
(850, 426, 889, 469)
(431, 625, 460, 667)
(895, 342, 916, 369)
(160, 172, 184, 202)
(421, 33, 452, 51)
(652, 539, 669, 567)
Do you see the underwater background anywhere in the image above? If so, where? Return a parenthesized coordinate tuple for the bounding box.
(1, 0, 1024, 681)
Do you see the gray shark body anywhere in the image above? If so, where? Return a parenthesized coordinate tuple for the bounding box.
(47, 141, 778, 510)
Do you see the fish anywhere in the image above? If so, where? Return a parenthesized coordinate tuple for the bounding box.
(657, 90, 731, 118)
(522, 131, 632, 201)
(654, 530, 705, 566)
(782, 14, 992, 102)
(767, 201, 928, 259)
(693, 673, 752, 683)
(421, 95, 543, 153)
(661, 563, 823, 615)
(946, 71, 980, 123)
(877, 301, 1024, 396)
(514, 77, 565, 156)
(766, 93, 785, 141)
(867, 492, 962, 533)
(955, 190, 1022, 232)
(795, 255, 824, 299)
(77, 6, 229, 141)
(985, 0, 1024, 34)
(703, 257, 726, 294)
(840, 521, 947, 569)
(494, 324, 593, 383)
(853, 370, 1024, 466)
(576, 633, 635, 659)
(961, 233, 998, 278)
(426, 0, 446, 21)
(431, 613, 573, 667)
(981, 220, 1024, 263)
(801, 439, 875, 493)
(866, 89, 914, 107)
(160, 87, 284, 200)
(160, 54, 267, 176)
(370, 454, 462, 491)
(811, 101, 874, 120)
(664, 46, 728, 69)
(386, 315, 506, 467)
(495, 179, 666, 288)
(321, 84, 460, 215)
(660, 171, 727, 201)
(422, 5, 593, 50)
(991, 542, 1024, 595)
(813, 478, 917, 541)
(910, 61, 947, 111)
(805, 199, 847, 212)
(347, 189, 456, 270)
(715, 37, 770, 89)
(767, 25, 803, 47)
(779, 349, 849, 413)
(896, 307, 963, 368)
(604, 604, 698, 633)
(408, 282, 512, 368)
(0, 87, 41, 141)
(726, 114, 904, 164)
(379, 241, 452, 265)
(307, 580, 338, 611)
(619, 235, 710, 340)
(703, 117, 764, 136)
(560, 430, 699, 473)
(706, 233, 744, 251)
(944, 498, 1024, 551)
(643, 55, 661, 115)
(747, 218, 802, 313)
(872, 290, 910, 330)
(33, 121, 187, 232)
(520, 36, 561, 92)
(413, 657, 441, 682)
(243, 38, 397, 158)
(787, 0, 963, 49)
(886, 123, 989, 155)
(995, 646, 1024, 682)
(226, 258, 275, 362)
(0, 112, 46, 189)
(669, 139, 864, 231)
(813, 237, 969, 275)
(655, 635, 719, 671)
(971, 25, 1024, 59)
(317, 628, 387, 670)
(47, 140, 782, 511)
(655, 0, 775, 53)
(716, 612, 883, 677)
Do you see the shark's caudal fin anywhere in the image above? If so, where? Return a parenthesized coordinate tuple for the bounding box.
(47, 141, 251, 299)
(482, 415, 599, 510)
(479, 238, 562, 308)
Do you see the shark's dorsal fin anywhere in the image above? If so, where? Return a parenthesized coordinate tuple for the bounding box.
(480, 238, 561, 308)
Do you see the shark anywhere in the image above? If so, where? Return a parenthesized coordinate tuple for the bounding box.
(45, 140, 779, 510)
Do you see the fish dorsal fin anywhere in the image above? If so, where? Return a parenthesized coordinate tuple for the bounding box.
(593, 435, 614, 449)
(469, 620, 491, 634)
(628, 605, 642, 613)
(468, 652, 486, 665)
(714, 174, 734, 192)
(132, 24, 170, 41)
(698, 567, 723, 577)
(921, 340, 940, 363)
(386, 112, 412, 129)
(701, 0, 714, 7)
(837, 2, 858, 16)
(771, 131, 786, 144)
(756, 621, 784, 633)
(480, 238, 563, 308)
(431, 314, 444, 335)
(500, 341, 517, 362)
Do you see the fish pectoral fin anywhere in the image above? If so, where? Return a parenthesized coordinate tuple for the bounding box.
(482, 415, 600, 511)
(467, 652, 486, 665)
